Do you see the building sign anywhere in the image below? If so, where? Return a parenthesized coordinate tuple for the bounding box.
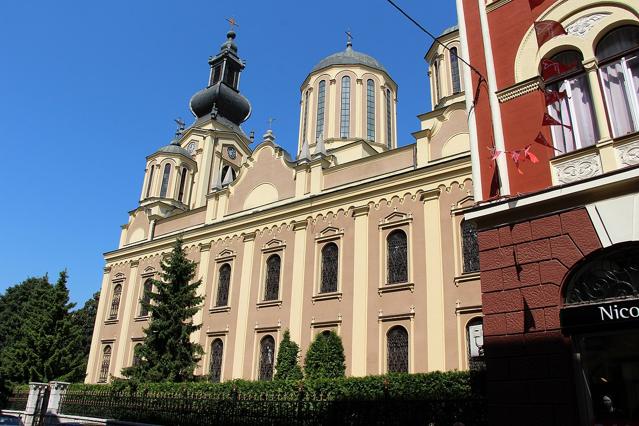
(560, 298, 639, 335)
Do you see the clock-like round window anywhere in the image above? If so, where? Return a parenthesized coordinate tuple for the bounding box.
(186, 142, 197, 155)
(227, 146, 237, 159)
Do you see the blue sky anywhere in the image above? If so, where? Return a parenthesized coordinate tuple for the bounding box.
(0, 1, 456, 306)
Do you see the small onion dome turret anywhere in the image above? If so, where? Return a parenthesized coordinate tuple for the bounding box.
(189, 30, 251, 125)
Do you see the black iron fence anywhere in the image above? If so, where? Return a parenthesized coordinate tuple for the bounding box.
(3, 389, 28, 411)
(59, 388, 486, 425)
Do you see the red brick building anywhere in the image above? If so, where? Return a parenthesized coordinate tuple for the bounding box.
(453, 0, 639, 424)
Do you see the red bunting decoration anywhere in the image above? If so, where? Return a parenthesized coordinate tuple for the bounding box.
(534, 20, 567, 47)
(511, 150, 524, 174)
(488, 147, 502, 168)
(523, 145, 539, 163)
(544, 90, 567, 106)
(528, 0, 544, 9)
(534, 132, 562, 152)
(542, 112, 572, 130)
(540, 58, 575, 80)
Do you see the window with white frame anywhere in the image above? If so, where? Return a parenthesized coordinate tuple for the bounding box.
(177, 167, 188, 202)
(109, 284, 122, 320)
(461, 220, 479, 274)
(450, 47, 461, 94)
(159, 163, 171, 198)
(263, 254, 281, 301)
(387, 229, 408, 284)
(597, 25, 639, 138)
(215, 263, 231, 307)
(209, 338, 224, 383)
(340, 76, 351, 138)
(258, 335, 275, 381)
(545, 50, 598, 153)
(98, 345, 112, 383)
(320, 242, 339, 293)
(316, 80, 326, 141)
(387, 326, 409, 373)
(367, 79, 376, 141)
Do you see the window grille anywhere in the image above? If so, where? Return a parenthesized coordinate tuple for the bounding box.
(367, 79, 375, 141)
(264, 255, 281, 301)
(109, 284, 122, 319)
(99, 346, 111, 383)
(209, 339, 224, 383)
(216, 264, 231, 307)
(387, 230, 408, 284)
(159, 163, 171, 198)
(139, 279, 152, 317)
(316, 80, 326, 141)
(340, 76, 351, 138)
(450, 47, 461, 94)
(387, 326, 408, 373)
(320, 243, 338, 293)
(461, 220, 480, 273)
(258, 335, 275, 381)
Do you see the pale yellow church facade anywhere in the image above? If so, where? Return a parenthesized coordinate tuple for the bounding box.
(86, 28, 482, 383)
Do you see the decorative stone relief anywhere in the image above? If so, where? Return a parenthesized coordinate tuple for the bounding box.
(617, 140, 639, 167)
(554, 153, 602, 184)
(565, 13, 609, 38)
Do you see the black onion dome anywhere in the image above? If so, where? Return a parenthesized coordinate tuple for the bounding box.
(190, 83, 251, 124)
(311, 44, 388, 74)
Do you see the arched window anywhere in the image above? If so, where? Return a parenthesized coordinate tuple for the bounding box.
(177, 167, 188, 202)
(139, 279, 152, 317)
(387, 230, 408, 284)
(385, 88, 393, 148)
(340, 76, 351, 138)
(221, 165, 236, 186)
(302, 90, 310, 144)
(544, 50, 598, 153)
(433, 61, 441, 102)
(264, 254, 281, 301)
(132, 343, 142, 367)
(109, 284, 122, 320)
(466, 318, 484, 371)
(98, 345, 111, 383)
(387, 326, 408, 373)
(366, 79, 376, 141)
(159, 163, 171, 198)
(145, 164, 155, 198)
(216, 263, 231, 307)
(461, 220, 479, 273)
(258, 335, 275, 381)
(596, 25, 639, 137)
(320, 243, 338, 293)
(209, 339, 224, 383)
(316, 80, 326, 141)
(450, 47, 461, 94)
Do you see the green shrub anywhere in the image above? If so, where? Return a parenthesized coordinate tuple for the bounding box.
(274, 330, 303, 381)
(304, 331, 345, 379)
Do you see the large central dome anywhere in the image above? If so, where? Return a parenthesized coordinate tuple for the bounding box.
(311, 43, 387, 74)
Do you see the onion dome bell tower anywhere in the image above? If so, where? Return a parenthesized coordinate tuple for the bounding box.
(189, 30, 252, 125)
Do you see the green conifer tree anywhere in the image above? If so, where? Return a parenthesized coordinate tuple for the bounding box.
(123, 237, 203, 382)
(274, 330, 303, 380)
(303, 330, 346, 379)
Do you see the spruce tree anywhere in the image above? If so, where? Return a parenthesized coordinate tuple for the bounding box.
(274, 330, 303, 380)
(304, 330, 346, 379)
(123, 237, 203, 382)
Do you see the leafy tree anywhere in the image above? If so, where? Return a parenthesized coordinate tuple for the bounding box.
(72, 291, 100, 375)
(304, 330, 346, 379)
(0, 272, 86, 383)
(274, 330, 303, 380)
(123, 237, 204, 382)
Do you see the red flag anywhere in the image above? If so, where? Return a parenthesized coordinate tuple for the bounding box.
(510, 150, 524, 175)
(534, 132, 563, 152)
(534, 20, 567, 47)
(523, 145, 539, 163)
(542, 112, 572, 130)
(529, 0, 544, 8)
(488, 147, 502, 168)
(540, 58, 576, 80)
(544, 90, 567, 106)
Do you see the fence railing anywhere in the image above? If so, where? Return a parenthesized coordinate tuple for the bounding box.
(59, 388, 486, 425)
(3, 390, 28, 411)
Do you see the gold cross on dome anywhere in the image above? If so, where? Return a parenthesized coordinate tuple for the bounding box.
(226, 17, 239, 30)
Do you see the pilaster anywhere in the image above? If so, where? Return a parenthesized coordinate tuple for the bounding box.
(191, 243, 212, 370)
(232, 232, 256, 378)
(85, 266, 112, 383)
(289, 220, 308, 343)
(114, 260, 139, 376)
(351, 204, 370, 376)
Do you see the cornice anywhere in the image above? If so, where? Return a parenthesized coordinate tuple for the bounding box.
(486, 0, 512, 13)
(496, 77, 541, 103)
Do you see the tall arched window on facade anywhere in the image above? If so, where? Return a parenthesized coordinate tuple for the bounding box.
(258, 335, 275, 381)
(387, 230, 408, 284)
(139, 279, 152, 317)
(302, 90, 310, 145)
(109, 284, 122, 320)
(216, 263, 231, 307)
(387, 326, 409, 373)
(145, 164, 155, 198)
(209, 339, 224, 383)
(596, 25, 639, 137)
(433, 61, 441, 103)
(367, 79, 376, 141)
(177, 167, 188, 202)
(316, 80, 326, 141)
(461, 220, 480, 273)
(386, 88, 393, 148)
(98, 345, 111, 383)
(132, 343, 142, 367)
(340, 76, 351, 138)
(545, 50, 598, 153)
(264, 254, 281, 301)
(159, 163, 171, 198)
(450, 47, 461, 94)
(320, 242, 338, 293)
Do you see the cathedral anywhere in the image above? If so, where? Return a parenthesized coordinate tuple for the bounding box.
(86, 27, 481, 383)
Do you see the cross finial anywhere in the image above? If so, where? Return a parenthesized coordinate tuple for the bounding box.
(174, 117, 185, 136)
(345, 29, 353, 47)
(226, 17, 239, 31)
(268, 117, 276, 130)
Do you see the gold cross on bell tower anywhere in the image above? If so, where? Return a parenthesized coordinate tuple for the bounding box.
(226, 17, 239, 31)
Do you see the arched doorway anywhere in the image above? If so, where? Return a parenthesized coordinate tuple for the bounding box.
(560, 243, 639, 424)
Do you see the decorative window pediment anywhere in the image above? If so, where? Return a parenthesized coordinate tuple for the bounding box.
(216, 249, 236, 260)
(263, 239, 285, 251)
(379, 210, 412, 229)
(316, 226, 344, 241)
